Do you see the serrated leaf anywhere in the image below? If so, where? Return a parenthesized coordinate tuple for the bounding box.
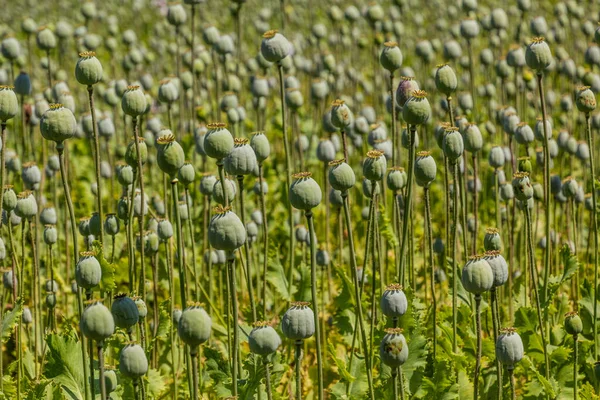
(25, 379, 54, 400)
(92, 241, 117, 291)
(378, 203, 399, 248)
(146, 368, 167, 398)
(267, 256, 290, 302)
(523, 356, 556, 398)
(44, 333, 85, 400)
(327, 343, 355, 383)
(2, 300, 22, 343)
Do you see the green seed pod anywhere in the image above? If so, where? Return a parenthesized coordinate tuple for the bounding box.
(316, 139, 336, 163)
(199, 174, 217, 197)
(1, 37, 21, 61)
(167, 3, 187, 26)
(363, 150, 387, 182)
(111, 294, 140, 330)
(250, 131, 270, 163)
(462, 255, 494, 294)
(157, 219, 173, 241)
(380, 328, 409, 367)
(414, 151, 437, 188)
(155, 133, 185, 177)
(36, 27, 57, 51)
(46, 293, 56, 308)
(119, 344, 148, 379)
(225, 138, 258, 176)
(133, 297, 147, 319)
(43, 225, 58, 245)
(75, 51, 103, 86)
(81, 301, 114, 342)
(125, 137, 148, 167)
(0, 86, 18, 122)
(328, 159, 355, 192)
(576, 86, 596, 113)
(488, 146, 505, 169)
(121, 86, 147, 117)
(362, 179, 380, 199)
(512, 172, 533, 201)
(178, 305, 212, 348)
(564, 311, 583, 336)
(442, 127, 463, 163)
(380, 41, 403, 72)
(403, 90, 431, 126)
(14, 72, 31, 97)
(525, 37, 552, 72)
(15, 191, 37, 219)
(76, 251, 102, 289)
(380, 283, 407, 318)
(562, 177, 578, 198)
(495, 328, 524, 367)
(396, 76, 420, 108)
(289, 172, 322, 210)
(3, 187, 16, 211)
(249, 321, 281, 355)
(261, 30, 291, 63)
(212, 178, 236, 205)
(484, 250, 508, 287)
(22, 162, 41, 190)
(435, 64, 458, 96)
(330, 99, 353, 129)
(104, 369, 118, 394)
(518, 157, 532, 174)
(515, 122, 534, 145)
(40, 104, 77, 143)
(117, 197, 129, 221)
(117, 164, 135, 186)
(208, 206, 246, 251)
(204, 123, 234, 160)
(281, 301, 315, 340)
(88, 212, 101, 237)
(177, 162, 195, 187)
(463, 124, 483, 153)
(387, 167, 407, 192)
(104, 214, 120, 236)
(158, 79, 179, 104)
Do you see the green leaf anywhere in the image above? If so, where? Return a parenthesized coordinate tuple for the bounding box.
(2, 300, 22, 343)
(92, 241, 117, 292)
(328, 343, 355, 383)
(146, 368, 167, 398)
(267, 254, 290, 302)
(25, 380, 54, 400)
(44, 333, 85, 400)
(523, 356, 556, 398)
(378, 203, 399, 248)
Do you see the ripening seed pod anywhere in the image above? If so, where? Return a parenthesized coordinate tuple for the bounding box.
(363, 150, 387, 182)
(36, 27, 57, 51)
(380, 42, 403, 72)
(225, 138, 258, 176)
(576, 86, 596, 113)
(396, 76, 419, 108)
(158, 79, 179, 104)
(75, 51, 103, 86)
(484, 250, 508, 287)
(167, 3, 187, 26)
(402, 90, 431, 126)
(81, 301, 114, 342)
(387, 167, 407, 192)
(496, 328, 524, 367)
(43, 225, 58, 245)
(104, 214, 120, 236)
(178, 305, 212, 348)
(380, 284, 407, 318)
(525, 37, 552, 72)
(564, 311, 583, 336)
(261, 30, 291, 63)
(0, 86, 18, 122)
(289, 172, 322, 210)
(380, 328, 409, 367)
(15, 192, 37, 219)
(156, 133, 185, 177)
(462, 255, 494, 294)
(40, 104, 77, 143)
(512, 172, 533, 201)
(328, 160, 355, 192)
(250, 132, 270, 163)
(414, 151, 437, 187)
(249, 321, 281, 355)
(208, 206, 246, 251)
(111, 294, 140, 330)
(204, 123, 234, 160)
(76, 252, 102, 289)
(281, 301, 315, 340)
(125, 137, 148, 167)
(442, 127, 463, 163)
(121, 86, 147, 117)
(330, 99, 353, 129)
(119, 344, 148, 379)
(435, 64, 458, 96)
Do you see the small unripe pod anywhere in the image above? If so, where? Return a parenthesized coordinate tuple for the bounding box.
(167, 3, 187, 26)
(484, 250, 508, 287)
(75, 52, 103, 86)
(564, 311, 583, 336)
(463, 124, 483, 153)
(250, 132, 270, 163)
(15, 192, 37, 219)
(249, 321, 281, 355)
(435, 64, 458, 96)
(119, 344, 148, 378)
(76, 252, 102, 289)
(43, 225, 58, 245)
(363, 150, 387, 182)
(575, 86, 596, 113)
(121, 86, 147, 117)
(81, 301, 114, 342)
(380, 42, 403, 72)
(442, 127, 463, 163)
(156, 133, 185, 177)
(204, 123, 234, 160)
(225, 138, 258, 176)
(0, 86, 18, 122)
(111, 294, 139, 330)
(36, 27, 57, 51)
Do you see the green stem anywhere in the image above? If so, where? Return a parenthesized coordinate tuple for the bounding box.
(398, 126, 416, 286)
(191, 347, 199, 400)
(259, 164, 269, 318)
(184, 187, 199, 302)
(424, 187, 437, 359)
(392, 368, 399, 400)
(88, 85, 104, 247)
(474, 295, 482, 400)
(295, 339, 302, 400)
(217, 162, 228, 208)
(574, 334, 578, 400)
(171, 180, 187, 308)
(451, 163, 459, 353)
(0, 123, 6, 228)
(265, 358, 273, 400)
(491, 288, 502, 400)
(132, 117, 146, 299)
(238, 176, 257, 321)
(306, 211, 324, 400)
(98, 343, 106, 400)
(509, 367, 516, 400)
(228, 253, 239, 397)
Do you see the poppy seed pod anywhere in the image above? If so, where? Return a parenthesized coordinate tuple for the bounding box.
(119, 344, 148, 379)
(328, 160, 355, 192)
(387, 167, 407, 192)
(576, 86, 596, 113)
(75, 52, 103, 86)
(200, 174, 217, 196)
(204, 123, 234, 160)
(330, 99, 353, 129)
(15, 192, 37, 219)
(562, 177, 578, 198)
(158, 79, 179, 104)
(564, 312, 583, 336)
(463, 124, 483, 153)
(435, 64, 458, 96)
(402, 90, 431, 126)
(496, 328, 524, 367)
(281, 301, 315, 340)
(178, 305, 211, 348)
(125, 137, 148, 167)
(250, 132, 270, 163)
(380, 284, 407, 318)
(526, 37, 552, 72)
(442, 127, 463, 163)
(363, 150, 387, 182)
(249, 321, 281, 355)
(380, 41, 403, 72)
(157, 219, 174, 241)
(156, 133, 185, 177)
(0, 86, 18, 122)
(316, 139, 336, 163)
(177, 162, 195, 187)
(380, 328, 409, 367)
(3, 187, 16, 212)
(289, 172, 322, 210)
(488, 146, 505, 169)
(460, 18, 480, 39)
(104, 214, 120, 236)
(212, 178, 236, 205)
(117, 164, 135, 186)
(208, 206, 246, 251)
(414, 151, 437, 187)
(13, 73, 31, 96)
(40, 104, 77, 143)
(111, 294, 139, 330)
(76, 252, 102, 289)
(396, 77, 420, 108)
(121, 86, 147, 117)
(1, 37, 21, 60)
(484, 250, 508, 287)
(261, 30, 291, 63)
(462, 255, 494, 294)
(515, 122, 534, 145)
(225, 138, 258, 176)
(167, 3, 187, 26)
(36, 27, 57, 51)
(512, 172, 533, 201)
(81, 301, 114, 342)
